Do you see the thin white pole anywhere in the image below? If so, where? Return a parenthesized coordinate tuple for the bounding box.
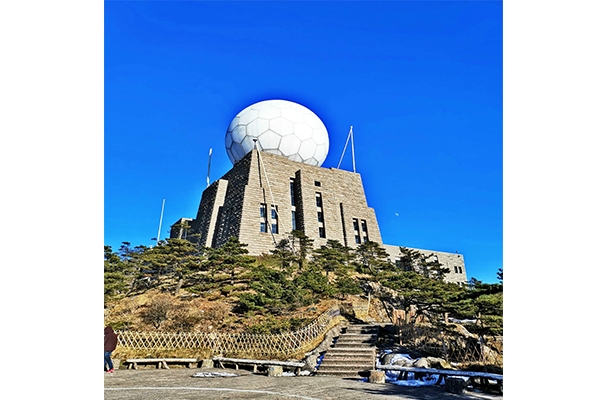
(350, 126, 356, 173)
(206, 148, 212, 188)
(156, 199, 165, 244)
(337, 126, 353, 169)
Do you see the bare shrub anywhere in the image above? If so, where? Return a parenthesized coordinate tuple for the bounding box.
(142, 294, 172, 329)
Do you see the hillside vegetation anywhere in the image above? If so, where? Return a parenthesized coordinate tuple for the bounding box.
(104, 233, 502, 337)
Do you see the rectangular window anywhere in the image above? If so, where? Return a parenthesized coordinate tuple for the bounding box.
(353, 218, 359, 231)
(291, 211, 296, 231)
(315, 192, 323, 208)
(290, 179, 295, 206)
(271, 205, 278, 234)
(319, 227, 326, 238)
(317, 211, 324, 223)
(361, 220, 368, 233)
(314, 181, 321, 187)
(355, 235, 361, 244)
(260, 203, 267, 232)
(458, 266, 463, 274)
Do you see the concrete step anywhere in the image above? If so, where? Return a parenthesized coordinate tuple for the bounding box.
(319, 360, 375, 371)
(333, 341, 376, 348)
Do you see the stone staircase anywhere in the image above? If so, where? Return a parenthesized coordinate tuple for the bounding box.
(315, 324, 379, 378)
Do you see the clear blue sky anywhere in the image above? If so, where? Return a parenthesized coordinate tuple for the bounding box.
(104, 1, 502, 283)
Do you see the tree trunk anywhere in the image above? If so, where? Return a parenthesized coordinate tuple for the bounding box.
(174, 278, 183, 295)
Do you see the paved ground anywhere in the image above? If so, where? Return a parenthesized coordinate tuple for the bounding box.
(104, 367, 503, 400)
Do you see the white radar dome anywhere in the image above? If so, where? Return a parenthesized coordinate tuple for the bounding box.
(225, 99, 329, 166)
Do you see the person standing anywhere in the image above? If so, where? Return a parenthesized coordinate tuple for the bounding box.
(104, 326, 118, 373)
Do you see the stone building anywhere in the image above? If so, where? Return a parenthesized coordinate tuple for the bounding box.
(171, 148, 467, 284)
(169, 99, 467, 284)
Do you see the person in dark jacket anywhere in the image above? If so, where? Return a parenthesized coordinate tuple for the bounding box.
(104, 326, 118, 372)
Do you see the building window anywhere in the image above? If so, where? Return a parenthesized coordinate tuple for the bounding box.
(454, 266, 458, 273)
(317, 211, 324, 223)
(291, 210, 297, 231)
(290, 179, 295, 206)
(315, 192, 323, 208)
(271, 205, 278, 234)
(314, 181, 321, 187)
(319, 227, 326, 238)
(260, 203, 267, 232)
(355, 235, 361, 244)
(353, 219, 359, 231)
(458, 266, 463, 274)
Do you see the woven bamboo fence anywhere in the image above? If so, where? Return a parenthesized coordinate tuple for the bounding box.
(397, 322, 503, 369)
(116, 307, 343, 360)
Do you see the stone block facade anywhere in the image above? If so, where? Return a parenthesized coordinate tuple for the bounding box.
(173, 149, 467, 284)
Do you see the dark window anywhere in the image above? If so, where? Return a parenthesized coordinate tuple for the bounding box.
(290, 180, 295, 206)
(353, 219, 359, 231)
(314, 181, 321, 187)
(317, 211, 324, 222)
(316, 192, 323, 208)
(319, 227, 326, 238)
(355, 235, 361, 244)
(454, 266, 458, 273)
(361, 220, 368, 233)
(270, 205, 278, 234)
(291, 211, 296, 231)
(458, 266, 463, 274)
(260, 204, 267, 232)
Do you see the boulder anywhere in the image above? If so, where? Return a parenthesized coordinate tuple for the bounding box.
(413, 358, 430, 368)
(267, 365, 283, 377)
(369, 370, 386, 384)
(426, 357, 452, 370)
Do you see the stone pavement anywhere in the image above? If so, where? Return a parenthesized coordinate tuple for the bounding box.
(104, 367, 503, 400)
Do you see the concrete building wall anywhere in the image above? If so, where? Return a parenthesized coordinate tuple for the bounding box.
(185, 149, 468, 283)
(192, 149, 382, 256)
(382, 244, 467, 284)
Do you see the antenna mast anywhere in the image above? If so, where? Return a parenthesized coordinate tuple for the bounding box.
(206, 147, 212, 188)
(337, 126, 356, 173)
(156, 198, 165, 245)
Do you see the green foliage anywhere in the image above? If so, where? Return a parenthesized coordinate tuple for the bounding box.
(352, 241, 393, 275)
(313, 239, 353, 277)
(104, 245, 135, 301)
(203, 236, 254, 283)
(334, 276, 363, 297)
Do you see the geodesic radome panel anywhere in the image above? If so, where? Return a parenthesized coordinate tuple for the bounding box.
(225, 99, 329, 166)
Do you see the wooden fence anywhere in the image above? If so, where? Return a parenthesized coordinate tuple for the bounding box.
(116, 307, 343, 360)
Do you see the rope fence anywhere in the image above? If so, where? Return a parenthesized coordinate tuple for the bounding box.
(116, 307, 343, 360)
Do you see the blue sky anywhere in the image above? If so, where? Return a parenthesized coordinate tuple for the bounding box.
(104, 1, 502, 283)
